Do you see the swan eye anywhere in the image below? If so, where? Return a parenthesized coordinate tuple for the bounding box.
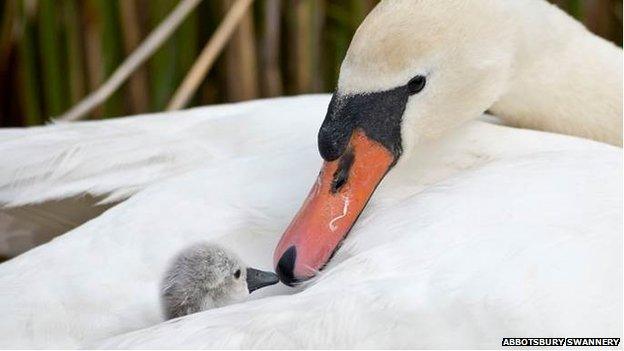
(234, 269, 241, 279)
(407, 75, 426, 95)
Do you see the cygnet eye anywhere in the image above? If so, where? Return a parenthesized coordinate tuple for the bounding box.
(234, 269, 241, 279)
(407, 75, 426, 95)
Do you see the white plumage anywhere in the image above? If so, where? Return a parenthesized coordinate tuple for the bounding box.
(0, 95, 326, 206)
(0, 96, 621, 348)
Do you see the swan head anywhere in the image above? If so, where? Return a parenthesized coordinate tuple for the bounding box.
(274, 0, 515, 285)
(162, 243, 279, 319)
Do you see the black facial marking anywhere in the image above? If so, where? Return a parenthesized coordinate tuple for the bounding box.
(318, 84, 410, 164)
(331, 148, 354, 193)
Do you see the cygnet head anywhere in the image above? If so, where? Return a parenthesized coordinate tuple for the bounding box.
(161, 243, 279, 320)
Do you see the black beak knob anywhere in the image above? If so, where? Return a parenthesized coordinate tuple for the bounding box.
(275, 245, 299, 286)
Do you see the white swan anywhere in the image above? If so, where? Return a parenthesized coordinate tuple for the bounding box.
(0, 100, 621, 348)
(272, 0, 622, 283)
(0, 0, 621, 348)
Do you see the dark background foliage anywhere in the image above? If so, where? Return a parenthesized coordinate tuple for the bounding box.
(0, 0, 621, 126)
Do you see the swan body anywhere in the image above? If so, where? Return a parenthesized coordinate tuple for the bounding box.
(0, 96, 621, 348)
(0, 0, 621, 347)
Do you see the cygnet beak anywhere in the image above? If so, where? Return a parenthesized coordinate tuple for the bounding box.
(246, 267, 279, 293)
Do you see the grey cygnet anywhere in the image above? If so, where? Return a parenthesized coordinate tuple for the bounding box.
(161, 243, 279, 320)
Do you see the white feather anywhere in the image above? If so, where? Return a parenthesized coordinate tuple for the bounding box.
(0, 95, 328, 207)
(0, 105, 620, 347)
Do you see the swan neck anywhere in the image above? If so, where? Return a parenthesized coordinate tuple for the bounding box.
(492, 1, 622, 146)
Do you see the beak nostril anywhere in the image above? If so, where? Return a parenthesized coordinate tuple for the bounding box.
(332, 173, 347, 192)
(331, 148, 355, 194)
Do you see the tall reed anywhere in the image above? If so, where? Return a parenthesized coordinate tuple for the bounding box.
(17, 0, 41, 125)
(118, 0, 150, 114)
(63, 0, 86, 107)
(38, 0, 66, 117)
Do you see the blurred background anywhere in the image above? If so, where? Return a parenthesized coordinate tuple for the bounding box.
(0, 0, 621, 127)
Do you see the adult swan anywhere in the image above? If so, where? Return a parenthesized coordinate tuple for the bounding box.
(273, 0, 622, 284)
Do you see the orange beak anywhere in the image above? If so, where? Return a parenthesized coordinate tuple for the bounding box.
(273, 129, 395, 285)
